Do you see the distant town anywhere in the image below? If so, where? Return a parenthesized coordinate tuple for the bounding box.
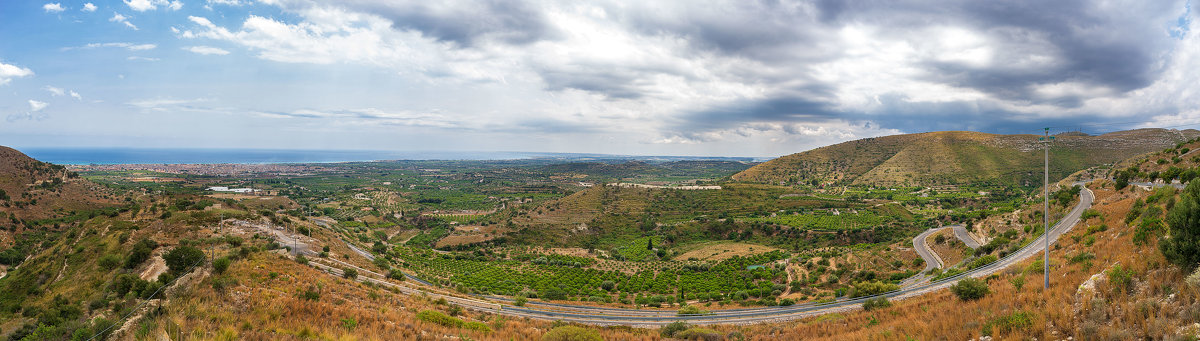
(66, 163, 338, 177)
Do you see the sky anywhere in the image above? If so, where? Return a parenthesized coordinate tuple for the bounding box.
(0, 0, 1198, 157)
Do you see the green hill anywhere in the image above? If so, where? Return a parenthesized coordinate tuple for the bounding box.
(733, 129, 1200, 187)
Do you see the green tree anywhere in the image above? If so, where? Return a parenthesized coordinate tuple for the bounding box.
(213, 257, 231, 274)
(660, 321, 689, 338)
(163, 246, 204, 275)
(125, 239, 157, 269)
(1163, 181, 1200, 271)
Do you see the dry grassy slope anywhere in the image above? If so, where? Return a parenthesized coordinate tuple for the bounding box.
(0, 146, 116, 221)
(735, 129, 1200, 186)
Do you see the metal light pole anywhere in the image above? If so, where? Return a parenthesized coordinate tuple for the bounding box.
(1040, 128, 1055, 289)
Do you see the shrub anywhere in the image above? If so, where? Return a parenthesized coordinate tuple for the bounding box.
(950, 277, 989, 301)
(387, 269, 406, 281)
(343, 267, 358, 279)
(600, 280, 615, 291)
(1107, 264, 1134, 294)
(98, 254, 122, 270)
(514, 295, 528, 307)
(300, 288, 320, 301)
(1186, 266, 1200, 290)
(982, 311, 1033, 336)
(541, 326, 602, 341)
(211, 276, 237, 292)
(212, 257, 231, 274)
(463, 321, 491, 332)
(141, 281, 164, 299)
(341, 318, 357, 331)
(660, 321, 690, 338)
(677, 305, 706, 315)
(848, 281, 899, 298)
(675, 327, 724, 341)
(862, 296, 891, 311)
(416, 309, 463, 328)
(295, 254, 309, 265)
(1010, 275, 1026, 291)
(163, 246, 204, 275)
(1162, 181, 1200, 271)
(124, 239, 157, 269)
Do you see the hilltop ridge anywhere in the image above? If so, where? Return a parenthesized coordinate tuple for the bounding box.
(0, 146, 115, 223)
(733, 128, 1200, 187)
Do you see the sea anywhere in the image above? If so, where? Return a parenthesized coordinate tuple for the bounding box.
(20, 148, 762, 165)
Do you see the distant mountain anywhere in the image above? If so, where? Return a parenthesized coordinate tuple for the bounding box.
(733, 129, 1200, 187)
(539, 160, 752, 182)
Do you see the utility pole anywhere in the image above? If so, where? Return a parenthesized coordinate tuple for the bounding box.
(1039, 128, 1055, 289)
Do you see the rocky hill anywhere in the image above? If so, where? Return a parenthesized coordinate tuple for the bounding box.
(0, 146, 115, 223)
(733, 129, 1200, 187)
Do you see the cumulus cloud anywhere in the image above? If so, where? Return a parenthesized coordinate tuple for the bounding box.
(8, 101, 50, 122)
(43, 3, 65, 13)
(82, 3, 97, 12)
(183, 46, 230, 55)
(125, 0, 181, 11)
(70, 42, 157, 51)
(44, 86, 65, 96)
(18, 0, 1159, 155)
(29, 100, 48, 112)
(70, 90, 82, 100)
(0, 61, 34, 85)
(109, 12, 137, 30)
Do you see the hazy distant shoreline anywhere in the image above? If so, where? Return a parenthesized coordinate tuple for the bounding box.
(20, 147, 763, 165)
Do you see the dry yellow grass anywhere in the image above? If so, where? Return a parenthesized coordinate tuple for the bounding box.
(732, 181, 1199, 340)
(149, 252, 664, 340)
(676, 241, 781, 262)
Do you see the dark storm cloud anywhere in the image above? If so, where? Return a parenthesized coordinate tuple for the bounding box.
(538, 67, 647, 100)
(674, 88, 841, 131)
(832, 0, 1176, 106)
(664, 0, 1187, 136)
(613, 1, 831, 62)
(336, 0, 554, 46)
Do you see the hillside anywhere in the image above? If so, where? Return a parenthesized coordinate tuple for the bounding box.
(726, 155, 1200, 339)
(0, 146, 116, 222)
(734, 129, 1200, 187)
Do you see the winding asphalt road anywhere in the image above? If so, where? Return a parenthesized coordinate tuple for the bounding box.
(900, 223, 984, 287)
(282, 183, 1094, 327)
(952, 224, 982, 249)
(899, 227, 944, 287)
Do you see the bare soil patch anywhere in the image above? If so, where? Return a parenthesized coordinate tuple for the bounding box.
(927, 229, 969, 267)
(434, 225, 510, 248)
(677, 241, 780, 262)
